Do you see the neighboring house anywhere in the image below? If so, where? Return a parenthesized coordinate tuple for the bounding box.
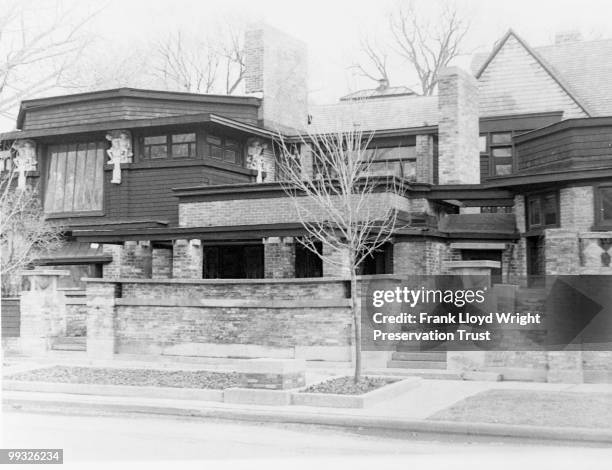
(1, 26, 612, 378)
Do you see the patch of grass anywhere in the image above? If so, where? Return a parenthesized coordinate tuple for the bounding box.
(429, 389, 612, 429)
(5, 366, 244, 390)
(301, 376, 397, 395)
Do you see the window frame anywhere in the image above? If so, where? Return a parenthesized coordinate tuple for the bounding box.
(594, 183, 612, 229)
(479, 130, 530, 177)
(43, 140, 107, 218)
(140, 131, 197, 160)
(206, 133, 244, 165)
(525, 190, 560, 231)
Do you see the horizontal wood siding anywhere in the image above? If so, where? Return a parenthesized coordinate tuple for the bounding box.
(1, 298, 20, 337)
(23, 97, 259, 130)
(51, 163, 253, 228)
(516, 126, 612, 173)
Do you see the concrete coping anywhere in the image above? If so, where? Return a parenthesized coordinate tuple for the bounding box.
(20, 269, 71, 277)
(228, 359, 306, 375)
(450, 242, 506, 250)
(580, 232, 612, 239)
(82, 276, 349, 285)
(445, 260, 501, 269)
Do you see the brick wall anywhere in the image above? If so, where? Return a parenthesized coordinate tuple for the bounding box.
(437, 67, 480, 185)
(560, 185, 594, 232)
(415, 134, 434, 184)
(179, 191, 416, 228)
(86, 278, 352, 361)
(102, 242, 152, 279)
(545, 229, 580, 275)
(393, 239, 451, 275)
(172, 239, 203, 279)
(264, 237, 295, 278)
(152, 247, 172, 279)
(244, 24, 308, 131)
(322, 245, 351, 278)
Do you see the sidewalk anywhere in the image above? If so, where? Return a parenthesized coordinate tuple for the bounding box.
(4, 356, 612, 444)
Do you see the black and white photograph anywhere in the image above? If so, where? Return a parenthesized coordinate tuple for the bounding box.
(1, 0, 612, 468)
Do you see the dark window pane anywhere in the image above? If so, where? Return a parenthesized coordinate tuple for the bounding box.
(495, 164, 512, 175)
(210, 145, 223, 160)
(529, 198, 541, 226)
(226, 138, 239, 149)
(149, 145, 167, 159)
(224, 149, 237, 163)
(491, 132, 512, 144)
(543, 194, 558, 225)
(45, 141, 104, 213)
(601, 187, 612, 220)
(171, 144, 191, 158)
(172, 133, 196, 143)
(492, 147, 512, 158)
(144, 135, 167, 145)
(206, 135, 222, 146)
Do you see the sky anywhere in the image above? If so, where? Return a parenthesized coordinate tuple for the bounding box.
(78, 0, 612, 101)
(5, 0, 612, 128)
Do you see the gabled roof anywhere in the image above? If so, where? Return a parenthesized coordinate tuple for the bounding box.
(309, 95, 438, 133)
(474, 29, 593, 117)
(537, 38, 612, 116)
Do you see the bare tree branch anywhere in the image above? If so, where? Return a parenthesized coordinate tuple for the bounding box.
(0, 167, 63, 295)
(274, 111, 407, 382)
(353, 1, 469, 95)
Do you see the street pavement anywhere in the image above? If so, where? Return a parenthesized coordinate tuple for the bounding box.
(2, 410, 612, 469)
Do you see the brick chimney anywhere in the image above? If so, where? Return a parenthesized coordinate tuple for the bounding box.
(437, 66, 480, 185)
(244, 24, 308, 131)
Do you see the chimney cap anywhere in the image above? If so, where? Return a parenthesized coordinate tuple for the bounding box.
(376, 78, 389, 91)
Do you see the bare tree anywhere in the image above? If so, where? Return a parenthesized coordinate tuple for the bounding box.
(350, 37, 390, 86)
(353, 1, 469, 95)
(152, 26, 245, 95)
(0, 168, 63, 295)
(275, 124, 405, 382)
(0, 0, 98, 120)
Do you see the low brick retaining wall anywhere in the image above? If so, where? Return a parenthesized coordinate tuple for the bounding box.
(85, 278, 353, 361)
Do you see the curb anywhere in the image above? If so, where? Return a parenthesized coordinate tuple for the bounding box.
(3, 393, 612, 445)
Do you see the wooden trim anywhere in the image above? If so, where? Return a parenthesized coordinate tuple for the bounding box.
(514, 116, 612, 144)
(479, 111, 563, 133)
(484, 167, 612, 188)
(17, 88, 260, 128)
(45, 210, 105, 219)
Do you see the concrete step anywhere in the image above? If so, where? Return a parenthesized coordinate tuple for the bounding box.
(387, 360, 447, 370)
(368, 368, 462, 380)
(51, 337, 86, 351)
(391, 351, 447, 362)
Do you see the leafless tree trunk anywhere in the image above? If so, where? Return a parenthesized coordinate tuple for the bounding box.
(275, 123, 405, 382)
(0, 168, 63, 295)
(353, 0, 469, 95)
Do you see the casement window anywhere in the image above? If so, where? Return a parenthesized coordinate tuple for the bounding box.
(364, 146, 417, 180)
(595, 184, 612, 227)
(142, 132, 196, 159)
(206, 134, 242, 164)
(526, 191, 559, 230)
(480, 130, 530, 177)
(44, 142, 105, 214)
